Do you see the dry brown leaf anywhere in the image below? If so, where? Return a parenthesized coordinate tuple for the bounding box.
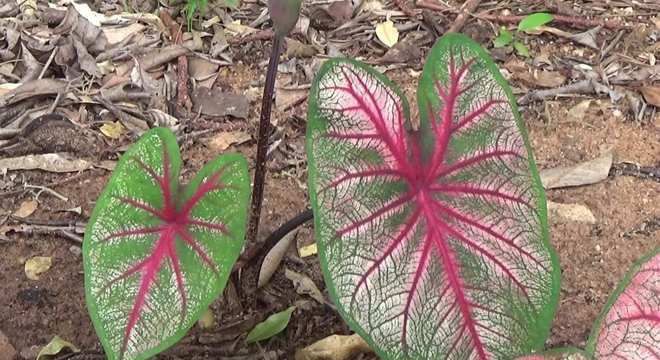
(103, 23, 145, 45)
(548, 201, 596, 224)
(640, 86, 660, 107)
(99, 122, 125, 139)
(275, 86, 309, 111)
(540, 151, 613, 189)
(25, 256, 52, 280)
(0, 79, 67, 107)
(566, 100, 591, 122)
(257, 230, 298, 288)
(284, 268, 325, 304)
(0, 153, 92, 173)
(206, 131, 251, 152)
(188, 57, 220, 81)
(192, 88, 249, 119)
(14, 200, 38, 218)
(285, 38, 318, 58)
(295, 333, 372, 360)
(531, 70, 566, 88)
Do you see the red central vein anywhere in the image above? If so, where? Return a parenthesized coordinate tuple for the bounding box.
(418, 191, 489, 360)
(99, 148, 234, 359)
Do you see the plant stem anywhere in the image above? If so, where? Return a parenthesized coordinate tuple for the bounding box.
(246, 35, 283, 245)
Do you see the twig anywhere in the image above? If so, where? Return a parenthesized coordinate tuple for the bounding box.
(476, 13, 628, 30)
(609, 162, 660, 182)
(518, 79, 606, 105)
(448, 0, 481, 33)
(7, 223, 84, 244)
(24, 184, 69, 202)
(235, 208, 313, 273)
(160, 10, 190, 108)
(229, 30, 274, 44)
(37, 47, 58, 80)
(393, 0, 419, 18)
(0, 170, 90, 198)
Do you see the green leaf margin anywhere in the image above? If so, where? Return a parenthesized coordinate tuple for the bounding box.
(83, 127, 250, 360)
(584, 246, 660, 355)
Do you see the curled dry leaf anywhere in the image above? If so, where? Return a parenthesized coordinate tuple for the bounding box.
(284, 268, 326, 304)
(207, 131, 252, 152)
(640, 86, 660, 107)
(25, 256, 52, 280)
(36, 336, 80, 360)
(13, 200, 38, 218)
(295, 333, 372, 360)
(258, 229, 298, 288)
(0, 79, 66, 107)
(540, 151, 613, 189)
(547, 201, 596, 224)
(0, 153, 92, 173)
(375, 20, 398, 48)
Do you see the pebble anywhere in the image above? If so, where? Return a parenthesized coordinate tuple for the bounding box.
(0, 330, 17, 360)
(69, 245, 82, 256)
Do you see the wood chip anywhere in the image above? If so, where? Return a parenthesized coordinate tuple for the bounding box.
(540, 151, 613, 189)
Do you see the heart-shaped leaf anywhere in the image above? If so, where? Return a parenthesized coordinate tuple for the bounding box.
(83, 128, 249, 360)
(586, 248, 660, 359)
(306, 33, 559, 359)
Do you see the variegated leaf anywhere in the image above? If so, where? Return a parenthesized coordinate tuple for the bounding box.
(586, 248, 660, 360)
(84, 128, 249, 360)
(306, 33, 559, 359)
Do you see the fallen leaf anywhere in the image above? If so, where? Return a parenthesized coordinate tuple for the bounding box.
(285, 38, 318, 58)
(258, 229, 298, 288)
(531, 70, 566, 88)
(0, 153, 92, 173)
(547, 201, 596, 224)
(640, 86, 660, 107)
(298, 243, 318, 258)
(285, 268, 325, 304)
(566, 100, 591, 122)
(192, 88, 250, 119)
(540, 151, 613, 189)
(275, 85, 309, 111)
(295, 333, 372, 360)
(0, 79, 67, 107)
(100, 121, 125, 139)
(103, 23, 145, 45)
(198, 308, 216, 329)
(188, 57, 220, 81)
(377, 39, 421, 64)
(375, 20, 398, 48)
(246, 306, 296, 343)
(36, 336, 79, 360)
(25, 256, 52, 280)
(207, 131, 251, 152)
(224, 21, 258, 36)
(13, 200, 38, 218)
(327, 0, 353, 26)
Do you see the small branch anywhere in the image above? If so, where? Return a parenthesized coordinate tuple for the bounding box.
(448, 0, 481, 33)
(476, 13, 628, 30)
(246, 35, 283, 246)
(229, 30, 274, 45)
(609, 162, 660, 182)
(393, 0, 419, 18)
(517, 79, 606, 105)
(160, 10, 189, 108)
(24, 184, 69, 202)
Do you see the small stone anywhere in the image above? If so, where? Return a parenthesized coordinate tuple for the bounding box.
(0, 330, 17, 360)
(69, 245, 82, 256)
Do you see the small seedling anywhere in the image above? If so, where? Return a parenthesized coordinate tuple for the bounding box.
(306, 33, 559, 359)
(83, 128, 250, 360)
(493, 13, 554, 57)
(517, 248, 660, 359)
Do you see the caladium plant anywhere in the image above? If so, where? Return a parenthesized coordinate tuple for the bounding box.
(83, 128, 250, 360)
(306, 33, 560, 359)
(517, 248, 660, 360)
